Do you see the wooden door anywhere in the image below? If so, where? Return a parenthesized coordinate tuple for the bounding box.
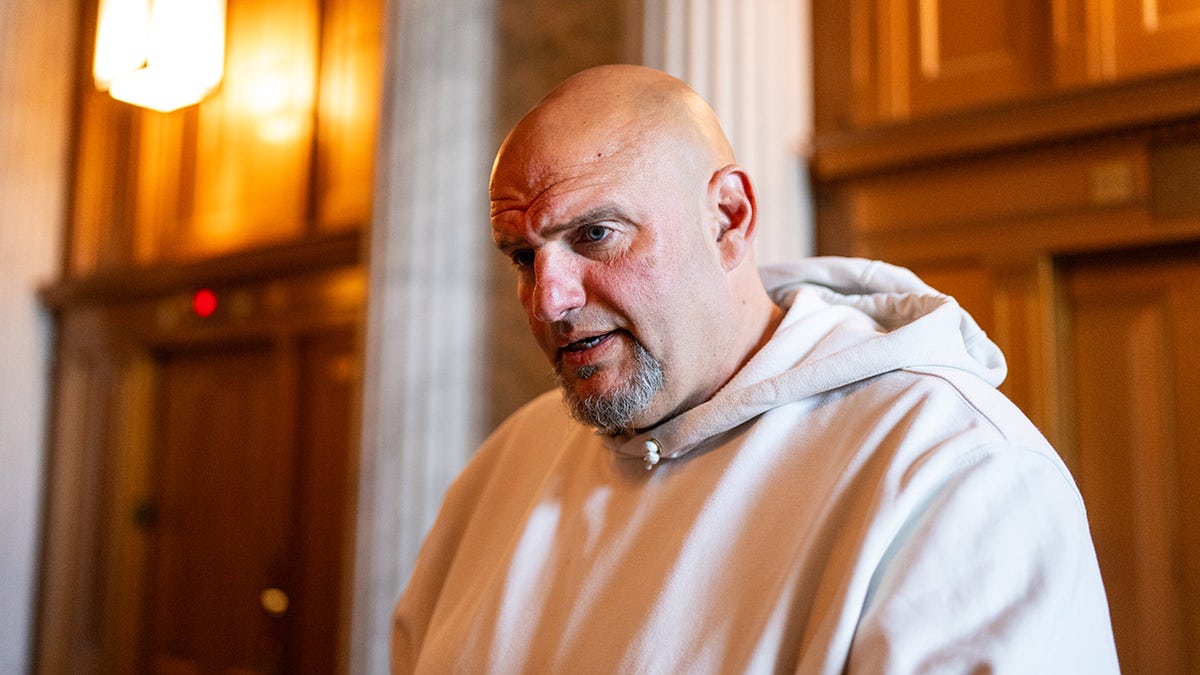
(142, 330, 356, 674)
(146, 344, 292, 673)
(1065, 248, 1200, 674)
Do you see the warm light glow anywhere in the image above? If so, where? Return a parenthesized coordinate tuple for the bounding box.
(93, 0, 226, 113)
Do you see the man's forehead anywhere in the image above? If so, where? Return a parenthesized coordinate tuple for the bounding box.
(493, 125, 636, 187)
(489, 137, 644, 218)
(489, 178, 595, 239)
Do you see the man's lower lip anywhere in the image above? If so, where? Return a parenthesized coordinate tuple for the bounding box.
(560, 332, 617, 366)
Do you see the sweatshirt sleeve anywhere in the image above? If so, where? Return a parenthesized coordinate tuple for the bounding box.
(390, 425, 509, 673)
(845, 445, 1120, 674)
(390, 480, 471, 674)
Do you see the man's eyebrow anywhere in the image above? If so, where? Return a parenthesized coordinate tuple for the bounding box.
(493, 205, 626, 251)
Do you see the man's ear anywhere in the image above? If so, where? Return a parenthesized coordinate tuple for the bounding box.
(708, 164, 757, 271)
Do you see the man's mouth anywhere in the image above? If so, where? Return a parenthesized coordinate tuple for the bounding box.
(563, 331, 615, 353)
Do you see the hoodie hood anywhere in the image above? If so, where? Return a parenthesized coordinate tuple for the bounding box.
(606, 257, 1006, 465)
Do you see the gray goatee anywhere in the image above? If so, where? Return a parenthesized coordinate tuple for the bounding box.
(556, 339, 664, 435)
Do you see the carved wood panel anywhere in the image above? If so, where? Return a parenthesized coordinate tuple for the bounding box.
(816, 0, 1200, 128)
(1065, 249, 1200, 674)
(1101, 0, 1200, 80)
(884, 0, 1051, 118)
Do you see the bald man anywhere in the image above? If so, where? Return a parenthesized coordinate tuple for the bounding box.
(392, 66, 1118, 674)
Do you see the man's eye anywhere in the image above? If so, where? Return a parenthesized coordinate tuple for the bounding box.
(581, 225, 610, 243)
(510, 249, 535, 267)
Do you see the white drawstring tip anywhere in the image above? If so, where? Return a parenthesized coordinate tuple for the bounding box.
(643, 439, 661, 470)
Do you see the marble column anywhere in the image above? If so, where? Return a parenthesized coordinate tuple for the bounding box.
(350, 0, 496, 671)
(0, 0, 75, 671)
(641, 0, 815, 262)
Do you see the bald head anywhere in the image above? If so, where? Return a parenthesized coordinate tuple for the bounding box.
(491, 65, 735, 206)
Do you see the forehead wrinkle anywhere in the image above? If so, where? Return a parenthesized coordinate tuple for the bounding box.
(492, 201, 629, 254)
(491, 154, 582, 212)
(491, 152, 619, 226)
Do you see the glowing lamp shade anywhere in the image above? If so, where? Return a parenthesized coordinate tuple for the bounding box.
(92, 0, 226, 113)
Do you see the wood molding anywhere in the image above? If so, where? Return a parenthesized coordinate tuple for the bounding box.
(812, 67, 1200, 181)
(39, 229, 364, 309)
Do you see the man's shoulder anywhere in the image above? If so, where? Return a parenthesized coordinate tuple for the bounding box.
(470, 388, 587, 467)
(890, 366, 1048, 448)
(490, 388, 572, 437)
(437, 389, 587, 518)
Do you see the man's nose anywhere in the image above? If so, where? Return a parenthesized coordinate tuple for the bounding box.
(531, 251, 585, 323)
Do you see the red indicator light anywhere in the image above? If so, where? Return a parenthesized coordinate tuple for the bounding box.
(192, 288, 218, 318)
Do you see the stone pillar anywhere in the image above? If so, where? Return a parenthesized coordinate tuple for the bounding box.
(350, 0, 495, 671)
(0, 0, 74, 671)
(641, 0, 814, 261)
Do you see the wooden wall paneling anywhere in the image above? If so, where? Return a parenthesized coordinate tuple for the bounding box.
(1175, 255, 1200, 672)
(183, 0, 321, 259)
(851, 0, 880, 128)
(42, 0, 378, 668)
(132, 110, 190, 265)
(903, 259, 996, 336)
(1066, 252, 1200, 674)
(899, 0, 1052, 118)
(69, 91, 134, 276)
(1073, 287, 1182, 673)
(875, 0, 910, 119)
(291, 328, 359, 673)
(814, 181, 856, 256)
(1050, 0, 1089, 86)
(846, 136, 1149, 241)
(35, 313, 116, 673)
(1098, 0, 1200, 80)
(315, 0, 384, 232)
(827, 0, 1200, 128)
(861, 201, 1200, 269)
(812, 70, 1200, 182)
(901, 256, 1062, 447)
(811, 0, 855, 133)
(103, 351, 156, 673)
(67, 0, 120, 278)
(859, 0, 1053, 121)
(67, 0, 382, 273)
(987, 256, 1062, 448)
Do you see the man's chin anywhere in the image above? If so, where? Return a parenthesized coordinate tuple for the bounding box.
(559, 371, 617, 402)
(554, 358, 607, 388)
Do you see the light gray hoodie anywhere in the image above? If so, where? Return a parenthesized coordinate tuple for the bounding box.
(393, 257, 1119, 674)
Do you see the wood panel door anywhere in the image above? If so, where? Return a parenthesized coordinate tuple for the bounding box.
(146, 344, 290, 673)
(142, 330, 356, 674)
(1065, 249, 1200, 674)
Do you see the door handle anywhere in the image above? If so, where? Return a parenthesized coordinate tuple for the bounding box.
(260, 587, 290, 618)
